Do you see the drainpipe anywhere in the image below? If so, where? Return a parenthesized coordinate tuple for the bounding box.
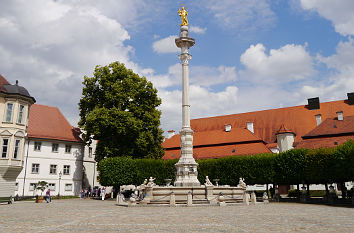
(22, 140, 30, 197)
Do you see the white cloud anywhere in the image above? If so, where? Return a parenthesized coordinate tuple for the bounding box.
(201, 0, 275, 31)
(296, 39, 354, 100)
(300, 0, 354, 36)
(191, 66, 237, 87)
(240, 43, 315, 82)
(189, 26, 207, 34)
(152, 35, 179, 54)
(0, 0, 137, 125)
(158, 85, 239, 132)
(147, 63, 237, 89)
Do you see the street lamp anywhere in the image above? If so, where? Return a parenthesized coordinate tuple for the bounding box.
(58, 171, 62, 199)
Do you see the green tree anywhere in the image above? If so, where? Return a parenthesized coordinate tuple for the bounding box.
(79, 62, 164, 162)
(36, 181, 48, 196)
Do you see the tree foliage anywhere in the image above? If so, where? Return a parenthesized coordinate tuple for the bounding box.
(79, 61, 164, 161)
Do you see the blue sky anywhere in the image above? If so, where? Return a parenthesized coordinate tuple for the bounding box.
(0, 0, 354, 134)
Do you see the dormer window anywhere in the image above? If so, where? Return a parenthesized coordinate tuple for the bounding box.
(337, 111, 343, 121)
(225, 124, 231, 132)
(4, 103, 13, 122)
(315, 114, 322, 126)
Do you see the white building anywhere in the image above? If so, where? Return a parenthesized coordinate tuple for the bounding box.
(15, 104, 84, 196)
(82, 139, 101, 190)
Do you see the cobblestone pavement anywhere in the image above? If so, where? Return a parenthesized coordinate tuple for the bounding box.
(0, 199, 353, 232)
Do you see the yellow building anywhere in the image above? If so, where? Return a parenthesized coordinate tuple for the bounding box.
(0, 74, 35, 203)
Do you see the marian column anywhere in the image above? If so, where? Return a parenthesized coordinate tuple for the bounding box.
(174, 7, 200, 187)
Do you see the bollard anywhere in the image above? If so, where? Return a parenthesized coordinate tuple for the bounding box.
(251, 192, 257, 205)
(218, 194, 227, 207)
(187, 191, 193, 207)
(243, 192, 250, 206)
(170, 192, 176, 207)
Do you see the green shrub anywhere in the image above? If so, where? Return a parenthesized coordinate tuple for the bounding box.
(97, 140, 354, 187)
(274, 149, 307, 184)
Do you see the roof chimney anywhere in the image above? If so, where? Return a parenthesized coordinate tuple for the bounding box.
(307, 97, 320, 110)
(337, 111, 343, 121)
(225, 124, 231, 132)
(246, 122, 254, 133)
(167, 130, 176, 139)
(347, 92, 354, 105)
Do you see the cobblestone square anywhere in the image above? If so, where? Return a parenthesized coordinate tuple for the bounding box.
(0, 199, 353, 232)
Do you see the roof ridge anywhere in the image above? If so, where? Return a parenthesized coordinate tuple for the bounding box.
(191, 99, 347, 122)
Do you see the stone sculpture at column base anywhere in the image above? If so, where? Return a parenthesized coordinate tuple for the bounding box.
(174, 128, 200, 187)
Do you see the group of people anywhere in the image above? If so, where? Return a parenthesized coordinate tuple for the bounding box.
(80, 187, 107, 200)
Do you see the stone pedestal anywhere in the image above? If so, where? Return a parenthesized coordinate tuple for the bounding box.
(174, 25, 200, 187)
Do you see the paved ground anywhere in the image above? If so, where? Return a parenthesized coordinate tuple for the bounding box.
(0, 199, 353, 232)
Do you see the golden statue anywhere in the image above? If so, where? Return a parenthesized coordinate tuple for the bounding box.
(178, 7, 188, 26)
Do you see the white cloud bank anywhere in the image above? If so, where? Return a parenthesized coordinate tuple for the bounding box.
(0, 0, 138, 124)
(240, 43, 315, 82)
(189, 26, 207, 34)
(152, 35, 179, 54)
(300, 0, 354, 36)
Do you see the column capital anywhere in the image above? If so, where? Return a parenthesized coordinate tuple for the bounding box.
(179, 53, 192, 65)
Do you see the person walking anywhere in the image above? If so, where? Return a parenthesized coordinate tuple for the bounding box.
(101, 187, 105, 201)
(45, 189, 51, 203)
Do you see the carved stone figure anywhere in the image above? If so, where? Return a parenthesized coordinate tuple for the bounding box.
(147, 177, 156, 187)
(238, 177, 246, 189)
(178, 7, 189, 26)
(205, 176, 213, 186)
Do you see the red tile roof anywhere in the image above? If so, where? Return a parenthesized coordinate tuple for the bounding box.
(296, 115, 354, 149)
(0, 74, 10, 92)
(276, 124, 295, 135)
(296, 136, 354, 149)
(163, 127, 271, 159)
(164, 127, 264, 149)
(28, 104, 82, 143)
(189, 100, 354, 144)
(163, 142, 271, 160)
(302, 115, 354, 138)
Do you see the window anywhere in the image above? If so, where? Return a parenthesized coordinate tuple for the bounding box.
(31, 163, 39, 174)
(17, 104, 25, 124)
(63, 165, 70, 175)
(65, 183, 72, 191)
(49, 164, 57, 174)
(13, 139, 20, 159)
(88, 147, 93, 158)
(48, 183, 56, 191)
(52, 143, 59, 152)
(1, 138, 9, 158)
(29, 183, 36, 191)
(65, 144, 71, 153)
(5, 103, 13, 122)
(15, 182, 18, 191)
(34, 142, 41, 151)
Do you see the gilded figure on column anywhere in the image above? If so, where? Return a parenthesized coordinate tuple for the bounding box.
(178, 7, 189, 26)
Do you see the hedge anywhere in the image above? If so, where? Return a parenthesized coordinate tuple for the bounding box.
(97, 140, 354, 187)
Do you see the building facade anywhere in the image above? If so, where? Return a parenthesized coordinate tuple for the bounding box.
(15, 104, 84, 196)
(0, 75, 35, 201)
